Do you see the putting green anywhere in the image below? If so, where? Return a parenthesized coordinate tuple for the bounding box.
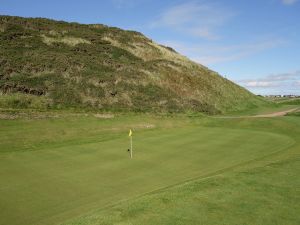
(0, 121, 294, 225)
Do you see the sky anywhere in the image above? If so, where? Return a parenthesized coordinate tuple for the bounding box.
(1, 0, 300, 95)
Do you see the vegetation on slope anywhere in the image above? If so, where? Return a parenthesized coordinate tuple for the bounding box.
(0, 15, 266, 114)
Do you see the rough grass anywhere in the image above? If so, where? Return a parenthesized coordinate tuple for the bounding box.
(102, 35, 192, 68)
(278, 98, 300, 105)
(0, 15, 266, 114)
(41, 34, 91, 46)
(0, 93, 52, 109)
(101, 36, 162, 61)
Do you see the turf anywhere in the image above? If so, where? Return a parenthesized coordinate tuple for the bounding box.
(0, 112, 299, 225)
(71, 145, 299, 225)
(61, 116, 300, 225)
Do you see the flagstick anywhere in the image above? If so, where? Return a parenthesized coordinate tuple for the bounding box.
(130, 136, 133, 159)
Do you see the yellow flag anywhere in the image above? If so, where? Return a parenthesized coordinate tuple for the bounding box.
(129, 129, 132, 137)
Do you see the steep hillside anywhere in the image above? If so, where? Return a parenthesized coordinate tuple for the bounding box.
(0, 16, 266, 114)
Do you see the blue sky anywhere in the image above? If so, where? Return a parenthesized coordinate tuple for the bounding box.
(1, 0, 300, 95)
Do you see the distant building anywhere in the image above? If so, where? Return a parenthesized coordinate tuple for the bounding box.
(283, 95, 299, 98)
(264, 94, 300, 98)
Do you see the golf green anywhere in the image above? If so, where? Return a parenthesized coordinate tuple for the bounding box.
(0, 116, 294, 225)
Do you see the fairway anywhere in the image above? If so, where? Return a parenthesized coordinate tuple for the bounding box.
(0, 116, 295, 225)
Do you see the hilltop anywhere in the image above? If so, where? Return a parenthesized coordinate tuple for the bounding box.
(0, 16, 266, 114)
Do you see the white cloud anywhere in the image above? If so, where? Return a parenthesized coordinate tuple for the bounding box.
(150, 1, 235, 40)
(239, 71, 300, 83)
(237, 70, 300, 89)
(264, 71, 300, 81)
(281, 0, 298, 5)
(294, 80, 300, 86)
(243, 81, 279, 88)
(161, 38, 285, 65)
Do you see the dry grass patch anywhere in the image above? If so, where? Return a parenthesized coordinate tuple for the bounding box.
(0, 25, 5, 32)
(41, 35, 91, 46)
(102, 35, 202, 70)
(93, 113, 114, 119)
(102, 36, 161, 61)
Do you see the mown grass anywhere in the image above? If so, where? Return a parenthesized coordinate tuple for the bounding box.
(61, 115, 300, 225)
(69, 146, 299, 225)
(0, 109, 299, 225)
(287, 111, 300, 117)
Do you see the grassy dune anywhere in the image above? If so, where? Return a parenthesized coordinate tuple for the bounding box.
(0, 16, 265, 113)
(0, 111, 299, 225)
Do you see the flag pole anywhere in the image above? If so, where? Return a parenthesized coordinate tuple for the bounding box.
(128, 129, 133, 159)
(130, 135, 133, 159)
